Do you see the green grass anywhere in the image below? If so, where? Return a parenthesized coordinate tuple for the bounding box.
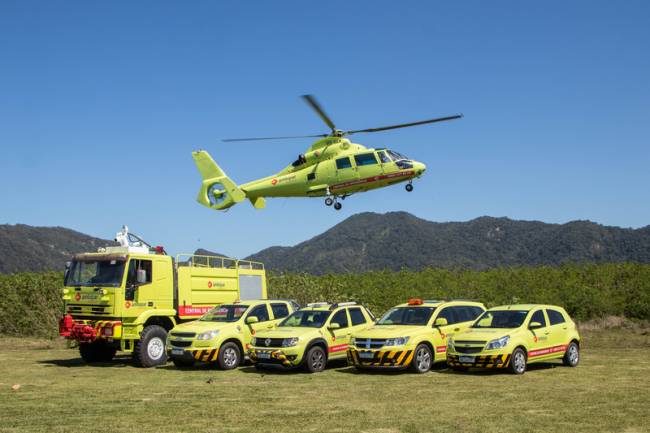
(1, 327, 649, 433)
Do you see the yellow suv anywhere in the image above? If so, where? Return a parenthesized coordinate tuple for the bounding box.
(447, 304, 581, 374)
(248, 302, 375, 373)
(347, 299, 485, 373)
(166, 299, 298, 369)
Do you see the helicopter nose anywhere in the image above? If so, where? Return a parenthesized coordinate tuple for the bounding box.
(415, 161, 426, 176)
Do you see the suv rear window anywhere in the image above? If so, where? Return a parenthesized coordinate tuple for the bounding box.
(271, 303, 290, 319)
(546, 309, 566, 325)
(348, 307, 366, 326)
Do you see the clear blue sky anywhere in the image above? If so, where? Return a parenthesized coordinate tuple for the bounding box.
(1, 1, 649, 258)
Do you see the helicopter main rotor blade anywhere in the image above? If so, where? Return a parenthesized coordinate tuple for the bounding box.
(222, 133, 327, 142)
(301, 94, 337, 132)
(345, 114, 463, 135)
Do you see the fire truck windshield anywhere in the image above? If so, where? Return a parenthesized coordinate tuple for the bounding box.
(65, 260, 126, 287)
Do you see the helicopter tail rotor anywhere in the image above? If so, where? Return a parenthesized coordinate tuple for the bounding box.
(192, 151, 247, 211)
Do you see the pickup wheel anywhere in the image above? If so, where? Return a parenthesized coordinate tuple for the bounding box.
(509, 347, 527, 374)
(79, 341, 116, 363)
(133, 325, 168, 368)
(303, 346, 326, 373)
(563, 341, 580, 367)
(410, 344, 433, 374)
(218, 342, 241, 370)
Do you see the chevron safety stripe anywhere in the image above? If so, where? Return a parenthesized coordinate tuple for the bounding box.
(192, 349, 219, 362)
(347, 348, 415, 368)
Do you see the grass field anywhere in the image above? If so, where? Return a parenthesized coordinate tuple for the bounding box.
(1, 326, 649, 433)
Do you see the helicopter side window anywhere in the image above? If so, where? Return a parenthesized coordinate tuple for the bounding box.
(336, 157, 352, 169)
(377, 151, 391, 164)
(354, 153, 378, 166)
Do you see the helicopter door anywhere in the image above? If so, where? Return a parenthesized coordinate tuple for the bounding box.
(376, 150, 392, 174)
(353, 153, 380, 188)
(335, 156, 357, 181)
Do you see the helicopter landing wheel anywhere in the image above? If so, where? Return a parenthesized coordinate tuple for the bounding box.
(325, 197, 334, 206)
(405, 183, 414, 192)
(334, 202, 342, 211)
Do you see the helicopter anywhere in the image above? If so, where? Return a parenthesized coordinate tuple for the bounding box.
(192, 95, 462, 211)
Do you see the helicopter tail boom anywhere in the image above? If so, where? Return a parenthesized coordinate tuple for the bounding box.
(192, 150, 247, 211)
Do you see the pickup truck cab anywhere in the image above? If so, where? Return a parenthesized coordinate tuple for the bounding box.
(166, 299, 298, 369)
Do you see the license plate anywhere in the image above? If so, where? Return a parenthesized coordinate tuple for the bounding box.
(359, 352, 374, 359)
(459, 356, 475, 363)
(257, 352, 271, 359)
(171, 349, 185, 356)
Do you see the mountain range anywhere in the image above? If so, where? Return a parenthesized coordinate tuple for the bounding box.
(1, 212, 649, 274)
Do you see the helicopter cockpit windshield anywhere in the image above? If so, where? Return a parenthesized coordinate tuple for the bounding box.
(386, 150, 413, 169)
(292, 154, 307, 167)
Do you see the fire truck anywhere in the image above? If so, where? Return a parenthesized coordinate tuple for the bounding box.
(59, 226, 267, 367)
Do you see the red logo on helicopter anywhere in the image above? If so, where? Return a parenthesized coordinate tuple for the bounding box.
(74, 293, 81, 301)
(271, 179, 278, 185)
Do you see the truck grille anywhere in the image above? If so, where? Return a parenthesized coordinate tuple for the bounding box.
(170, 340, 192, 348)
(254, 338, 285, 348)
(454, 340, 487, 345)
(67, 304, 110, 315)
(455, 346, 484, 354)
(355, 338, 386, 349)
(170, 332, 196, 338)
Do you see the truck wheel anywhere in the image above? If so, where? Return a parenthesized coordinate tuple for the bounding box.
(509, 347, 527, 375)
(563, 341, 580, 367)
(172, 358, 195, 368)
(218, 342, 241, 370)
(133, 325, 168, 367)
(410, 344, 433, 374)
(79, 341, 116, 363)
(303, 346, 326, 373)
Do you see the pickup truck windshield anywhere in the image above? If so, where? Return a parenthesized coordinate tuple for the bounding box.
(472, 310, 529, 329)
(65, 260, 125, 287)
(201, 305, 249, 322)
(279, 310, 331, 328)
(377, 307, 435, 325)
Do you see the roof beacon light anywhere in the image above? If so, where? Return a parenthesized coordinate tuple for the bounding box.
(408, 298, 424, 306)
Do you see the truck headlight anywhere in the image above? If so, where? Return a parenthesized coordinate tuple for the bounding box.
(485, 335, 510, 350)
(447, 337, 455, 350)
(251, 337, 257, 346)
(282, 337, 299, 347)
(349, 337, 356, 345)
(197, 330, 219, 340)
(385, 336, 410, 346)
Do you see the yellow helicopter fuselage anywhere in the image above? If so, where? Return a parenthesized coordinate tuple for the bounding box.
(240, 137, 426, 199)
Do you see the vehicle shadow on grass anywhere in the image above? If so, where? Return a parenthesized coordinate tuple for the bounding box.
(38, 355, 136, 369)
(436, 361, 563, 376)
(335, 360, 449, 376)
(238, 359, 350, 375)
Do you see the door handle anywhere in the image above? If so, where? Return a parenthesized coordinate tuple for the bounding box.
(266, 324, 274, 329)
(454, 328, 460, 332)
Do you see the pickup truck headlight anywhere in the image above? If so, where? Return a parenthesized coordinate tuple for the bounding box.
(197, 330, 220, 340)
(385, 336, 410, 346)
(282, 337, 299, 347)
(485, 335, 510, 350)
(447, 337, 455, 350)
(349, 337, 356, 345)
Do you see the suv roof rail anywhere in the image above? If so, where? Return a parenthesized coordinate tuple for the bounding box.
(330, 301, 358, 310)
(306, 302, 330, 308)
(448, 298, 481, 302)
(423, 300, 445, 304)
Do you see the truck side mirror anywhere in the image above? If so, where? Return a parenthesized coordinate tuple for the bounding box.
(328, 322, 341, 330)
(246, 316, 259, 325)
(529, 321, 542, 330)
(434, 318, 448, 327)
(136, 269, 147, 284)
(64, 261, 71, 279)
